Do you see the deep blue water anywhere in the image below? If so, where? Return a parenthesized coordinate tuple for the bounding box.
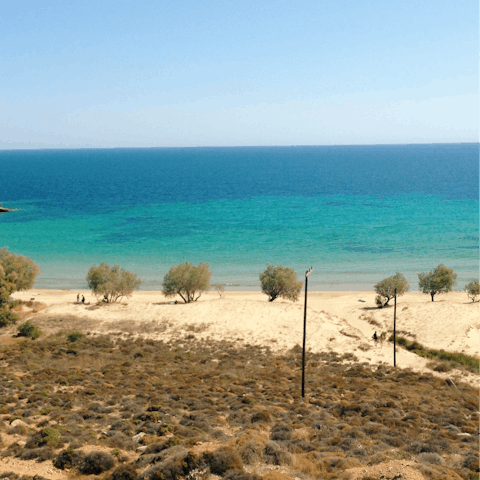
(0, 144, 478, 290)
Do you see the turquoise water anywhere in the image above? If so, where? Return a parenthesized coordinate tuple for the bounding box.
(0, 144, 478, 290)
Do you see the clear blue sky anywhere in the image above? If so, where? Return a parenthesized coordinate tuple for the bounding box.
(1, 0, 477, 147)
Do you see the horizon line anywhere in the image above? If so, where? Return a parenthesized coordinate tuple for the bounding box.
(0, 141, 478, 151)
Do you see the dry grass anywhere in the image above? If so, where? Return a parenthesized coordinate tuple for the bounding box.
(0, 328, 477, 480)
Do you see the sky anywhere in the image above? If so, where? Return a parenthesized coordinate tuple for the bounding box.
(1, 0, 477, 148)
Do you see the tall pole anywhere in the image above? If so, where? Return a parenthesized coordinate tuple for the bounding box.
(393, 288, 397, 367)
(302, 267, 313, 398)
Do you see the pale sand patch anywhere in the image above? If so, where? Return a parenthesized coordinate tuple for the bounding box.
(13, 289, 479, 386)
(0, 455, 66, 480)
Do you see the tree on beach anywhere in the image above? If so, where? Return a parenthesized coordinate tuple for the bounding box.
(418, 264, 457, 302)
(86, 263, 142, 303)
(465, 279, 479, 303)
(374, 272, 409, 308)
(212, 283, 225, 298)
(0, 247, 41, 326)
(260, 264, 303, 302)
(162, 262, 211, 303)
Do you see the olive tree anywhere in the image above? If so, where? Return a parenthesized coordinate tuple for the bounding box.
(0, 247, 41, 326)
(86, 263, 142, 303)
(162, 263, 211, 303)
(374, 272, 409, 308)
(418, 264, 457, 302)
(465, 279, 479, 303)
(260, 264, 303, 302)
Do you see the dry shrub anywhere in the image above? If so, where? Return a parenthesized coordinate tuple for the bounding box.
(241, 441, 264, 465)
(264, 441, 293, 466)
(202, 447, 243, 475)
(251, 410, 272, 425)
(417, 452, 445, 466)
(138, 454, 199, 480)
(262, 473, 294, 480)
(107, 463, 138, 480)
(53, 448, 85, 470)
(18, 446, 55, 462)
(270, 423, 292, 441)
(79, 451, 116, 474)
(293, 454, 326, 478)
(223, 470, 261, 480)
(106, 432, 136, 450)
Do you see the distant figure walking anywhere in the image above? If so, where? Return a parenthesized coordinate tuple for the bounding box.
(373, 331, 378, 345)
(77, 294, 79, 303)
(82, 295, 85, 304)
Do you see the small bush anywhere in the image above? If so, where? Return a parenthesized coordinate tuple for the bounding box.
(224, 470, 261, 480)
(40, 427, 62, 447)
(417, 452, 446, 466)
(53, 448, 86, 469)
(270, 424, 292, 441)
(251, 410, 272, 424)
(465, 279, 479, 302)
(241, 441, 264, 465)
(17, 321, 42, 340)
(19, 446, 55, 462)
(108, 463, 138, 480)
(202, 447, 243, 475)
(139, 452, 199, 480)
(68, 331, 83, 342)
(79, 451, 116, 474)
(0, 306, 18, 327)
(264, 441, 293, 466)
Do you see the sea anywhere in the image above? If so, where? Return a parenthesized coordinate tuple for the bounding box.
(0, 144, 478, 291)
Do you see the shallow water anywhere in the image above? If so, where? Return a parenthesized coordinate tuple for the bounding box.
(0, 144, 478, 289)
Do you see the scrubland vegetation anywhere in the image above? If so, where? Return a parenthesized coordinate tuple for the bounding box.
(389, 336, 479, 374)
(0, 330, 477, 480)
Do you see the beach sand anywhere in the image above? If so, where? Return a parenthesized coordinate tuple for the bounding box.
(12, 289, 479, 386)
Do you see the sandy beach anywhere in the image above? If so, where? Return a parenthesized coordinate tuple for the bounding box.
(12, 289, 479, 386)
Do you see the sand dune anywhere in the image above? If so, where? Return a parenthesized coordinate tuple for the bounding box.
(13, 289, 479, 386)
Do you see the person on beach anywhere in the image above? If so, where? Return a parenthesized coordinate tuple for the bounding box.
(82, 295, 85, 304)
(77, 294, 79, 303)
(373, 331, 378, 345)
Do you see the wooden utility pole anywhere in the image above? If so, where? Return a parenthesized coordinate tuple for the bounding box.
(393, 288, 397, 367)
(302, 267, 313, 398)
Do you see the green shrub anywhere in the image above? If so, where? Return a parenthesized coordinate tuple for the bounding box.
(40, 427, 62, 447)
(389, 336, 479, 372)
(0, 305, 18, 327)
(67, 331, 83, 342)
(17, 321, 42, 340)
(465, 279, 479, 302)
